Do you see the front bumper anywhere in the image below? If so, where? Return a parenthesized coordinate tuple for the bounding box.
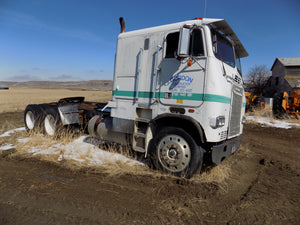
(211, 135, 242, 165)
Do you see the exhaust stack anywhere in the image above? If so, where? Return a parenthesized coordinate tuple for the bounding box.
(119, 17, 126, 33)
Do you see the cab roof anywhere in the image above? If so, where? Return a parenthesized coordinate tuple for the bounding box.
(119, 18, 248, 58)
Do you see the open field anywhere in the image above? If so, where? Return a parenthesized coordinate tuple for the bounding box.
(0, 87, 300, 224)
(0, 86, 111, 113)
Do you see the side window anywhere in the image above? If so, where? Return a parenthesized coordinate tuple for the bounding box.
(165, 29, 205, 58)
(211, 29, 235, 67)
(236, 57, 242, 76)
(165, 32, 179, 58)
(190, 29, 204, 56)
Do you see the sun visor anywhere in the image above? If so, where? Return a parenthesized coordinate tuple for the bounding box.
(209, 20, 249, 58)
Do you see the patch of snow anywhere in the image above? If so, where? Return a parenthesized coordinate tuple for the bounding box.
(18, 136, 143, 167)
(0, 128, 139, 168)
(246, 116, 300, 129)
(0, 144, 15, 151)
(18, 137, 31, 143)
(0, 127, 25, 138)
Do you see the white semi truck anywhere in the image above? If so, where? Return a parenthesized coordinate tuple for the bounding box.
(24, 17, 248, 178)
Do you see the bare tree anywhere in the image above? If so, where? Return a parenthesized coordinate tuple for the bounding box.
(244, 65, 271, 95)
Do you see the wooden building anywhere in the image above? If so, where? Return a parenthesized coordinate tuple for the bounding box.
(263, 57, 300, 97)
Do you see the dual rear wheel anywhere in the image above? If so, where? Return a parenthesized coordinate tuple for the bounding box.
(24, 105, 62, 136)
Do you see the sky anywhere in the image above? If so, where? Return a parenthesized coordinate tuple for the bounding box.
(0, 0, 299, 82)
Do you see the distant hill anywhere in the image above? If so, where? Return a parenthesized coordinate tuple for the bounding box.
(0, 80, 113, 91)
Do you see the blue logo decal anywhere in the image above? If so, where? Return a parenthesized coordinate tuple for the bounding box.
(169, 75, 193, 84)
(168, 74, 194, 91)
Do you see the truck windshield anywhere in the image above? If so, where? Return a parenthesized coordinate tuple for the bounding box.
(211, 29, 235, 67)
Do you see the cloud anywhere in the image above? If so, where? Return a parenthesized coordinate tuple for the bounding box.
(86, 69, 105, 74)
(49, 74, 80, 81)
(4, 75, 41, 82)
(5, 74, 80, 82)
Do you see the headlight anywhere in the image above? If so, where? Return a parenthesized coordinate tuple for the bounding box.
(210, 116, 225, 129)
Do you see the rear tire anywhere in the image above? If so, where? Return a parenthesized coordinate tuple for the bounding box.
(24, 105, 45, 132)
(150, 126, 203, 178)
(43, 106, 62, 137)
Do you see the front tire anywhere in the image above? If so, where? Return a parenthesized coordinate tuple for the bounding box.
(150, 127, 203, 178)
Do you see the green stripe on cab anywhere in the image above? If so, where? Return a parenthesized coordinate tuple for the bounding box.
(113, 90, 232, 104)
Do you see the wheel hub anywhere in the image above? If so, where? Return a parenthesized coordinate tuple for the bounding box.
(168, 148, 177, 158)
(158, 135, 191, 172)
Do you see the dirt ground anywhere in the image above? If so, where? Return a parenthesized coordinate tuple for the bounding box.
(0, 111, 300, 225)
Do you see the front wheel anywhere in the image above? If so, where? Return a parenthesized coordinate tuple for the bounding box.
(150, 127, 203, 178)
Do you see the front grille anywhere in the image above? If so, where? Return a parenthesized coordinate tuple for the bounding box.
(228, 86, 243, 138)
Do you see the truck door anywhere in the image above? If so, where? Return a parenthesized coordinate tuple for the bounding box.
(158, 28, 206, 107)
(135, 35, 162, 107)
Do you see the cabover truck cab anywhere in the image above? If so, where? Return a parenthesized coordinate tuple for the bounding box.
(24, 18, 248, 178)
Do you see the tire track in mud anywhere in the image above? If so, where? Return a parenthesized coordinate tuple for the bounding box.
(225, 124, 300, 225)
(233, 160, 300, 224)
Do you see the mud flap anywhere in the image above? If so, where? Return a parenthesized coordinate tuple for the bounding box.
(211, 136, 242, 165)
(58, 105, 80, 125)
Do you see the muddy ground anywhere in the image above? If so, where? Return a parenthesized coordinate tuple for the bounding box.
(0, 112, 299, 225)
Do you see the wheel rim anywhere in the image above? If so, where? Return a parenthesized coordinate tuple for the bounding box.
(157, 134, 191, 173)
(25, 111, 35, 130)
(44, 115, 56, 136)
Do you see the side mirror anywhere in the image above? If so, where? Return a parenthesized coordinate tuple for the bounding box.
(177, 27, 190, 58)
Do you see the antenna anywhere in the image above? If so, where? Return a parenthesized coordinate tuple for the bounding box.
(204, 0, 207, 18)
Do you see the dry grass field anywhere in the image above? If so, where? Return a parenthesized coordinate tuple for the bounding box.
(0, 86, 112, 113)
